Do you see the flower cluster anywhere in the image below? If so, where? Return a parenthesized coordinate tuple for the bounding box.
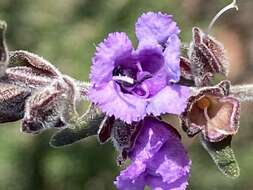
(89, 12, 192, 189)
(0, 1, 251, 189)
(91, 8, 245, 185)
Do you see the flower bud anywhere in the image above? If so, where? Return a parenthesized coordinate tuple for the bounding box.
(181, 80, 240, 142)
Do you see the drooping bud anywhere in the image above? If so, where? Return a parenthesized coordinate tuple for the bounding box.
(181, 80, 240, 142)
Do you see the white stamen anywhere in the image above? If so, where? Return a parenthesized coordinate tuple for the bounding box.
(203, 106, 218, 130)
(112, 75, 134, 84)
(203, 107, 217, 139)
(136, 62, 143, 72)
(204, 107, 211, 122)
(208, 0, 238, 33)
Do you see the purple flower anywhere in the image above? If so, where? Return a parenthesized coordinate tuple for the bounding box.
(115, 117, 191, 190)
(88, 12, 189, 123)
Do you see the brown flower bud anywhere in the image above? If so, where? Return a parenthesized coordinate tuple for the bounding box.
(181, 81, 240, 142)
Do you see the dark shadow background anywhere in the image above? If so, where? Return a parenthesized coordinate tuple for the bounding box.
(0, 0, 253, 189)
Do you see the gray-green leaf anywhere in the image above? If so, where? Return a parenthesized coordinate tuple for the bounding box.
(50, 104, 105, 148)
(201, 135, 240, 178)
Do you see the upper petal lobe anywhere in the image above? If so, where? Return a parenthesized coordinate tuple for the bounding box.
(90, 32, 133, 86)
(135, 12, 180, 45)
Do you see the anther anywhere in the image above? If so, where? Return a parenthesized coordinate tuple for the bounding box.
(112, 75, 134, 85)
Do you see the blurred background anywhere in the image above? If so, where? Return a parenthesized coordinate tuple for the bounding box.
(0, 0, 252, 189)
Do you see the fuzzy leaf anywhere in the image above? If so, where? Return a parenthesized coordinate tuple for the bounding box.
(2, 66, 54, 88)
(50, 105, 105, 147)
(50, 125, 98, 148)
(9, 50, 61, 77)
(201, 135, 240, 178)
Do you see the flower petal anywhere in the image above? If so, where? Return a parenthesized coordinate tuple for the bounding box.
(136, 39, 164, 74)
(136, 40, 168, 96)
(135, 12, 180, 45)
(204, 96, 240, 142)
(115, 172, 146, 190)
(164, 34, 181, 82)
(90, 32, 133, 87)
(88, 81, 147, 124)
(146, 141, 190, 190)
(142, 70, 167, 97)
(129, 118, 171, 161)
(144, 119, 190, 190)
(146, 174, 189, 190)
(181, 81, 240, 142)
(115, 117, 191, 190)
(147, 85, 190, 116)
(180, 85, 225, 137)
(114, 118, 172, 190)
